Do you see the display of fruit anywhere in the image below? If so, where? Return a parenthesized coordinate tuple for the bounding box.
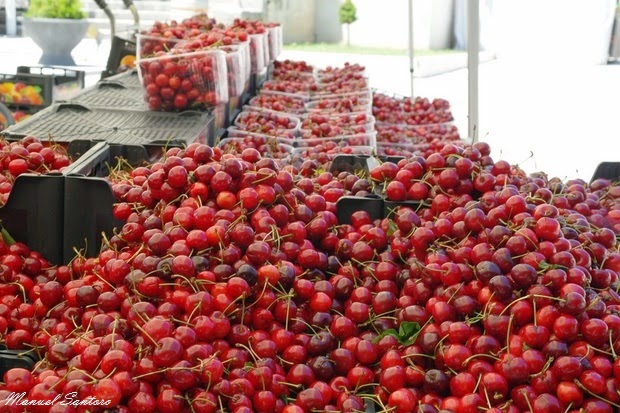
(306, 96, 371, 115)
(0, 138, 618, 413)
(313, 79, 369, 96)
(300, 113, 373, 139)
(234, 110, 300, 134)
(0, 82, 45, 106)
(248, 93, 307, 115)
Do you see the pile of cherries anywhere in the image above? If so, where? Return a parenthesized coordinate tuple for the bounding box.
(0, 136, 618, 413)
(0, 137, 72, 205)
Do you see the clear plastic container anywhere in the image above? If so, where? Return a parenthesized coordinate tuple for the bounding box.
(295, 131, 377, 148)
(289, 145, 375, 169)
(375, 121, 460, 144)
(309, 89, 372, 102)
(317, 63, 366, 81)
(300, 113, 375, 139)
(305, 97, 372, 116)
(266, 25, 283, 60)
(137, 49, 229, 111)
(234, 110, 301, 135)
(136, 33, 184, 58)
(227, 127, 296, 145)
(249, 34, 266, 74)
(218, 45, 245, 99)
(218, 136, 293, 160)
(260, 32, 270, 64)
(261, 81, 314, 97)
(313, 78, 370, 96)
(247, 93, 307, 115)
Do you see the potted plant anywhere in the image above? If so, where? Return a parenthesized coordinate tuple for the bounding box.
(22, 0, 89, 66)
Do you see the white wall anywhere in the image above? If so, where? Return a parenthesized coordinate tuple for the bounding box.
(345, 0, 454, 50)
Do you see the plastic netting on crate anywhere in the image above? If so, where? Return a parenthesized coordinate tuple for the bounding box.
(2, 104, 209, 145)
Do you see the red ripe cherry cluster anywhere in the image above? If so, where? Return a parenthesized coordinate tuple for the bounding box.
(300, 113, 373, 139)
(373, 94, 454, 125)
(262, 80, 317, 95)
(233, 111, 300, 137)
(0, 135, 620, 413)
(219, 135, 292, 160)
(308, 96, 370, 116)
(248, 93, 306, 115)
(0, 137, 72, 205)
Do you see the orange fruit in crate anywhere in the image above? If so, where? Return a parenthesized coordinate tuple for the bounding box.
(120, 54, 137, 68)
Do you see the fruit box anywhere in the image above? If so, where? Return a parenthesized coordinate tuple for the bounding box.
(234, 110, 301, 136)
(17, 66, 86, 101)
(66, 81, 146, 111)
(295, 131, 377, 149)
(591, 162, 620, 183)
(335, 195, 421, 226)
(0, 140, 115, 264)
(137, 49, 229, 112)
(266, 25, 283, 61)
(103, 29, 138, 78)
(250, 68, 268, 96)
(262, 81, 314, 99)
(248, 34, 267, 75)
(309, 89, 372, 102)
(1, 103, 212, 148)
(299, 113, 376, 138)
(305, 97, 372, 116)
(219, 45, 246, 100)
(288, 146, 375, 171)
(136, 33, 184, 59)
(248, 92, 308, 115)
(217, 136, 293, 160)
(226, 127, 296, 146)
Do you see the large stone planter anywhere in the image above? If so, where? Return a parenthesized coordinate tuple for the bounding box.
(22, 17, 89, 66)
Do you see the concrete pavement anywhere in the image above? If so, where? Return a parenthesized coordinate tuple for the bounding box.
(1, 35, 618, 182)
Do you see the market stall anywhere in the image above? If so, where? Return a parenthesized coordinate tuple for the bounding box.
(0, 9, 616, 413)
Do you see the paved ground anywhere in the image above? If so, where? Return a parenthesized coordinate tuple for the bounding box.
(1, 36, 618, 182)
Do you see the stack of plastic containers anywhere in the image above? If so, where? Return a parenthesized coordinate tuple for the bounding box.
(372, 90, 460, 157)
(229, 60, 376, 170)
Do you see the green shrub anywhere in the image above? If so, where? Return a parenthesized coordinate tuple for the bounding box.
(26, 0, 86, 19)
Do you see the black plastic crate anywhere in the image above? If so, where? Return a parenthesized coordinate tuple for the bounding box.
(591, 162, 620, 183)
(99, 69, 141, 89)
(103, 30, 138, 79)
(67, 81, 146, 111)
(17, 66, 86, 101)
(0, 140, 98, 264)
(0, 72, 53, 110)
(0, 173, 65, 263)
(2, 103, 211, 146)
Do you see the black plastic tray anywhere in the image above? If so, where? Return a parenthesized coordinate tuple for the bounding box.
(1, 103, 211, 146)
(0, 345, 39, 376)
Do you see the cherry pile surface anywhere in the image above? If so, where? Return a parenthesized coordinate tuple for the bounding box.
(0, 135, 617, 413)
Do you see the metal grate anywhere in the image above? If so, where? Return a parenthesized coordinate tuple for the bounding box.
(2, 103, 210, 145)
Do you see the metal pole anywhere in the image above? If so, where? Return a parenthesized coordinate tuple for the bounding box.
(408, 0, 415, 99)
(467, 0, 479, 141)
(5, 0, 16, 36)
